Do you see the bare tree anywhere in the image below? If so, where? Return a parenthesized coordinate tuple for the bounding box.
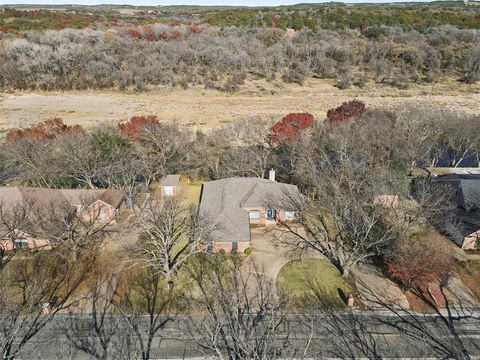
(186, 255, 297, 359)
(53, 132, 103, 189)
(133, 197, 214, 286)
(352, 277, 479, 360)
(111, 266, 175, 360)
(271, 168, 401, 278)
(0, 199, 33, 270)
(138, 122, 189, 183)
(64, 269, 121, 360)
(0, 246, 96, 360)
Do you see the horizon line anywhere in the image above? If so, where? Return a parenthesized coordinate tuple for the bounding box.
(0, 0, 463, 7)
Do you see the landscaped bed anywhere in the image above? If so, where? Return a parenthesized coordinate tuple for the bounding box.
(457, 260, 480, 301)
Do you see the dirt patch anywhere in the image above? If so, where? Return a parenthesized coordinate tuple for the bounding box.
(1, 79, 479, 131)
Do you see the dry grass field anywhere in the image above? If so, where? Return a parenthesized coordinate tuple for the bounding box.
(1, 78, 479, 131)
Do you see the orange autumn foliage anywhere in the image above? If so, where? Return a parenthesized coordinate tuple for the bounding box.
(118, 115, 160, 140)
(6, 118, 82, 142)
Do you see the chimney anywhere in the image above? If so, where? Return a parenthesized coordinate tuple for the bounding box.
(268, 168, 276, 182)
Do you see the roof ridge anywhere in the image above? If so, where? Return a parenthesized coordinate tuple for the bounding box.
(239, 181, 259, 208)
(219, 178, 229, 212)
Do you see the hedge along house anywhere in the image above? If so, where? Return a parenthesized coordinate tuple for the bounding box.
(0, 187, 125, 251)
(198, 175, 301, 252)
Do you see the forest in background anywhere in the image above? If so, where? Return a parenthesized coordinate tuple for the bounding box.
(0, 2, 479, 91)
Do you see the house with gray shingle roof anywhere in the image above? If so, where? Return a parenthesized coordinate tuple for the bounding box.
(0, 186, 125, 251)
(199, 177, 301, 252)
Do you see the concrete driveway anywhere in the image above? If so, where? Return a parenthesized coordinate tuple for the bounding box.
(245, 226, 319, 283)
(246, 227, 294, 281)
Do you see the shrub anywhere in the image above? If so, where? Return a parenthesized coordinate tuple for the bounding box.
(244, 247, 252, 256)
(270, 112, 315, 143)
(335, 76, 351, 90)
(118, 115, 160, 140)
(6, 118, 81, 142)
(326, 100, 366, 124)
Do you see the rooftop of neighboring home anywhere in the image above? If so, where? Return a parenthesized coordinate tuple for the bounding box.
(432, 173, 480, 211)
(426, 170, 480, 247)
(159, 174, 181, 187)
(59, 189, 125, 209)
(199, 177, 300, 244)
(0, 186, 125, 210)
(427, 167, 480, 177)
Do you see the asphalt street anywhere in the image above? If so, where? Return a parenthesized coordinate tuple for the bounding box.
(10, 311, 480, 359)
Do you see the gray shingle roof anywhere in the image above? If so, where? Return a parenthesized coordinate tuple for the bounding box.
(434, 174, 480, 211)
(199, 177, 300, 243)
(159, 175, 181, 187)
(0, 187, 24, 208)
(0, 186, 125, 210)
(460, 179, 480, 211)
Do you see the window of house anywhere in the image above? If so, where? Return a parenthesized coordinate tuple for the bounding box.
(249, 210, 260, 222)
(266, 209, 276, 219)
(284, 211, 295, 221)
(14, 238, 28, 250)
(232, 241, 238, 252)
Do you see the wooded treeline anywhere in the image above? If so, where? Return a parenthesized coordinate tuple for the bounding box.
(1, 104, 479, 193)
(0, 24, 479, 91)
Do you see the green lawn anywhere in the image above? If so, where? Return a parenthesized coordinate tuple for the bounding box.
(179, 180, 203, 206)
(277, 259, 356, 310)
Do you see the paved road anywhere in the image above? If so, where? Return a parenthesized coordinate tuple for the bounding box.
(12, 312, 480, 359)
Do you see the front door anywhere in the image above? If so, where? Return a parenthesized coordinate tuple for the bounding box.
(266, 209, 276, 219)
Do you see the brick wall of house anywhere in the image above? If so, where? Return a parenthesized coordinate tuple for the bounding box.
(212, 241, 250, 253)
(463, 230, 480, 250)
(0, 237, 51, 251)
(84, 201, 117, 223)
(276, 210, 299, 222)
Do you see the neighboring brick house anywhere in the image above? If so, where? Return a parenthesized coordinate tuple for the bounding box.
(159, 175, 181, 197)
(59, 189, 125, 223)
(373, 195, 399, 209)
(0, 187, 125, 252)
(0, 229, 52, 251)
(198, 177, 301, 252)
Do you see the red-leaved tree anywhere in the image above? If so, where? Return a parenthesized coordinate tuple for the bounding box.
(326, 100, 366, 123)
(387, 230, 456, 290)
(270, 113, 315, 143)
(6, 118, 81, 142)
(118, 115, 160, 140)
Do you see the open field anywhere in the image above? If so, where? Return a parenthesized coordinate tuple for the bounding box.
(1, 79, 479, 131)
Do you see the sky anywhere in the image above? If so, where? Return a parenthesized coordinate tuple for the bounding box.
(0, 0, 440, 6)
